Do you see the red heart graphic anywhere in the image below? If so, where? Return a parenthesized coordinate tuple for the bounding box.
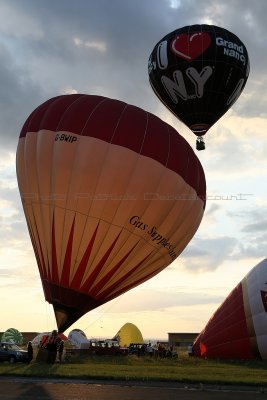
(170, 32, 211, 61)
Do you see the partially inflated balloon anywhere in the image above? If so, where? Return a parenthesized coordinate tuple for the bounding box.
(16, 94, 206, 332)
(148, 24, 250, 148)
(1, 328, 24, 345)
(193, 258, 267, 359)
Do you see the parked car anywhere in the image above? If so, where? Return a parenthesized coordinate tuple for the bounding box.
(0, 342, 29, 363)
(89, 339, 128, 356)
(128, 343, 148, 356)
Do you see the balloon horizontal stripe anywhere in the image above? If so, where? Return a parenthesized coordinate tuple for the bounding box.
(19, 94, 205, 201)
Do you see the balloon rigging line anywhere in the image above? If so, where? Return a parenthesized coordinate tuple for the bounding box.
(82, 294, 125, 332)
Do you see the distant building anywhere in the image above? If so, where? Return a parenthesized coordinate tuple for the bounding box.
(168, 332, 198, 348)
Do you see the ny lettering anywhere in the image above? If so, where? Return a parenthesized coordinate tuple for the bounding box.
(161, 66, 213, 103)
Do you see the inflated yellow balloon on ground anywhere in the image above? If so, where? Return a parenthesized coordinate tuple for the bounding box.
(114, 322, 144, 347)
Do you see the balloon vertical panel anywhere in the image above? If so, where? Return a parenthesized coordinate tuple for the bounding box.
(17, 132, 51, 280)
(244, 259, 267, 359)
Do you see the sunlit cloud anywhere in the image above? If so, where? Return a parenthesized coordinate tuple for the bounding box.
(62, 87, 78, 95)
(73, 37, 107, 52)
(167, 0, 181, 9)
(181, 236, 238, 272)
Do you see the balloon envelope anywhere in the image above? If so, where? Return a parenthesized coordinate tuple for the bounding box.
(148, 24, 250, 137)
(1, 328, 24, 345)
(16, 94, 206, 332)
(193, 258, 267, 359)
(31, 332, 67, 347)
(113, 322, 144, 347)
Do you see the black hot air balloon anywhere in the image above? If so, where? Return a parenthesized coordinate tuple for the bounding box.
(148, 24, 250, 150)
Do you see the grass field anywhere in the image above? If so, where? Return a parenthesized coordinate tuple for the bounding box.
(0, 351, 267, 387)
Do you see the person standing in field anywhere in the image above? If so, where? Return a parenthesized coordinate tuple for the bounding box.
(27, 341, 33, 363)
(188, 343, 193, 357)
(58, 340, 64, 364)
(47, 330, 60, 364)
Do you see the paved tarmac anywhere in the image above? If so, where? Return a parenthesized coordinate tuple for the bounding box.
(0, 377, 266, 400)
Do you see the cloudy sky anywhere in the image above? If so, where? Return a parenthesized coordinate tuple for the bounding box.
(1, 0, 267, 340)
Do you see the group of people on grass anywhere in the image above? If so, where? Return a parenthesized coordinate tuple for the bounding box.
(28, 330, 64, 364)
(144, 342, 177, 358)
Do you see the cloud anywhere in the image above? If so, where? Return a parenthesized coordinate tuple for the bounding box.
(0, 45, 42, 149)
(181, 236, 238, 272)
(73, 37, 107, 52)
(222, 205, 267, 259)
(201, 202, 221, 226)
(103, 286, 224, 313)
(182, 203, 267, 268)
(236, 234, 267, 259)
(242, 220, 267, 232)
(0, 161, 27, 246)
(0, 0, 265, 149)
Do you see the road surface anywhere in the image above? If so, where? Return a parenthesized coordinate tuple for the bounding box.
(0, 377, 266, 400)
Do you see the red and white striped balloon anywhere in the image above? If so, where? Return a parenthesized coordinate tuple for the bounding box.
(16, 94, 206, 332)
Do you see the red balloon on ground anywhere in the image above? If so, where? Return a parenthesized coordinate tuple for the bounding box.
(193, 258, 267, 359)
